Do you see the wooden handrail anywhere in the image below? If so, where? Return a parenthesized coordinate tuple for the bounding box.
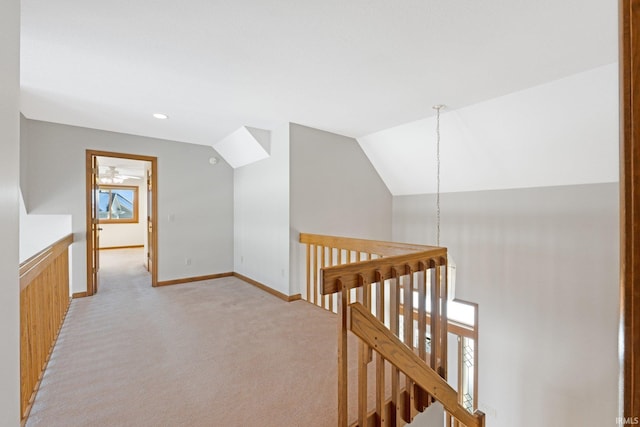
(319, 249, 447, 295)
(20, 234, 74, 290)
(349, 302, 485, 427)
(300, 233, 440, 257)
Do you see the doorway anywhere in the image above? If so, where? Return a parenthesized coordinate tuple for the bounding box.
(86, 150, 158, 295)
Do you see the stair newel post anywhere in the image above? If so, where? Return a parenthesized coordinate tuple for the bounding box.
(337, 277, 348, 427)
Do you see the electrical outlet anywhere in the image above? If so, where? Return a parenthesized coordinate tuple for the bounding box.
(185, 257, 192, 266)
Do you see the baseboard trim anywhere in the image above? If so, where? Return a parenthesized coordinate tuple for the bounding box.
(232, 272, 301, 302)
(156, 272, 234, 287)
(99, 245, 144, 250)
(73, 272, 302, 302)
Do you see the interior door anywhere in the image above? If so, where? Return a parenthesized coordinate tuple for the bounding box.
(146, 167, 153, 274)
(90, 155, 100, 294)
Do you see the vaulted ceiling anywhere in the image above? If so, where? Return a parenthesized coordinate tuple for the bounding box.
(21, 0, 617, 148)
(359, 64, 619, 195)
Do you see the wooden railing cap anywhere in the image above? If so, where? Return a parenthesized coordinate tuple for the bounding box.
(19, 234, 74, 290)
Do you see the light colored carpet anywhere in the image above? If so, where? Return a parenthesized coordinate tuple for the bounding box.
(26, 248, 340, 427)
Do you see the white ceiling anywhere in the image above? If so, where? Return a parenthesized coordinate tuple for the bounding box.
(97, 156, 147, 180)
(20, 0, 618, 147)
(358, 64, 619, 195)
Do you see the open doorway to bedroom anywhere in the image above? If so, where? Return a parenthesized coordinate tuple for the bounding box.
(86, 150, 158, 295)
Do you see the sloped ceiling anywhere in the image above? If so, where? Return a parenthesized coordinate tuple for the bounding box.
(20, 0, 617, 147)
(358, 64, 619, 195)
(212, 127, 271, 168)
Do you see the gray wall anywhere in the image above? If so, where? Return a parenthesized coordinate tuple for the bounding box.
(0, 0, 20, 424)
(289, 123, 392, 296)
(21, 119, 234, 291)
(393, 183, 618, 427)
(234, 124, 290, 295)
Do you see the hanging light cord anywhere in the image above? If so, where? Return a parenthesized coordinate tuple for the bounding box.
(433, 105, 445, 247)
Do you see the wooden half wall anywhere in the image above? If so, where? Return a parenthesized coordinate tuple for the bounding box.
(19, 234, 74, 424)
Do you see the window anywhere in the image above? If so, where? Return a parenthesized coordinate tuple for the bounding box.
(98, 186, 138, 223)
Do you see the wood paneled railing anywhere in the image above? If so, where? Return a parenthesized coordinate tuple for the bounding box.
(300, 233, 482, 426)
(19, 234, 74, 423)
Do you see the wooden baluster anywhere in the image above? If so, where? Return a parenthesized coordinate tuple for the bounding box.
(389, 268, 402, 426)
(432, 258, 443, 379)
(401, 264, 415, 421)
(375, 270, 387, 426)
(320, 246, 326, 309)
(440, 256, 448, 380)
(416, 262, 429, 410)
(312, 245, 318, 305)
(319, 245, 324, 307)
(456, 335, 464, 427)
(337, 280, 348, 427)
(358, 274, 370, 427)
(306, 243, 311, 303)
(317, 245, 322, 307)
(429, 259, 438, 373)
(328, 248, 334, 312)
(433, 259, 444, 378)
(354, 252, 365, 304)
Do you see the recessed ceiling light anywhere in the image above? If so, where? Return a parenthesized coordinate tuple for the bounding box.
(153, 113, 169, 120)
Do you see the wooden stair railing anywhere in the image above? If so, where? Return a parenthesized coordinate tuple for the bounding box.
(300, 233, 435, 312)
(349, 302, 485, 427)
(301, 233, 480, 426)
(19, 234, 74, 425)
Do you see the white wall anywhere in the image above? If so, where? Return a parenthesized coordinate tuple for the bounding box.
(358, 64, 618, 195)
(98, 176, 147, 249)
(19, 192, 72, 262)
(234, 123, 290, 295)
(22, 119, 234, 291)
(410, 402, 444, 427)
(19, 115, 73, 263)
(0, 0, 20, 424)
(393, 183, 618, 427)
(289, 123, 392, 297)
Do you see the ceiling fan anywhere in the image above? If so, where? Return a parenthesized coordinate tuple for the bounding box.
(99, 166, 141, 184)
